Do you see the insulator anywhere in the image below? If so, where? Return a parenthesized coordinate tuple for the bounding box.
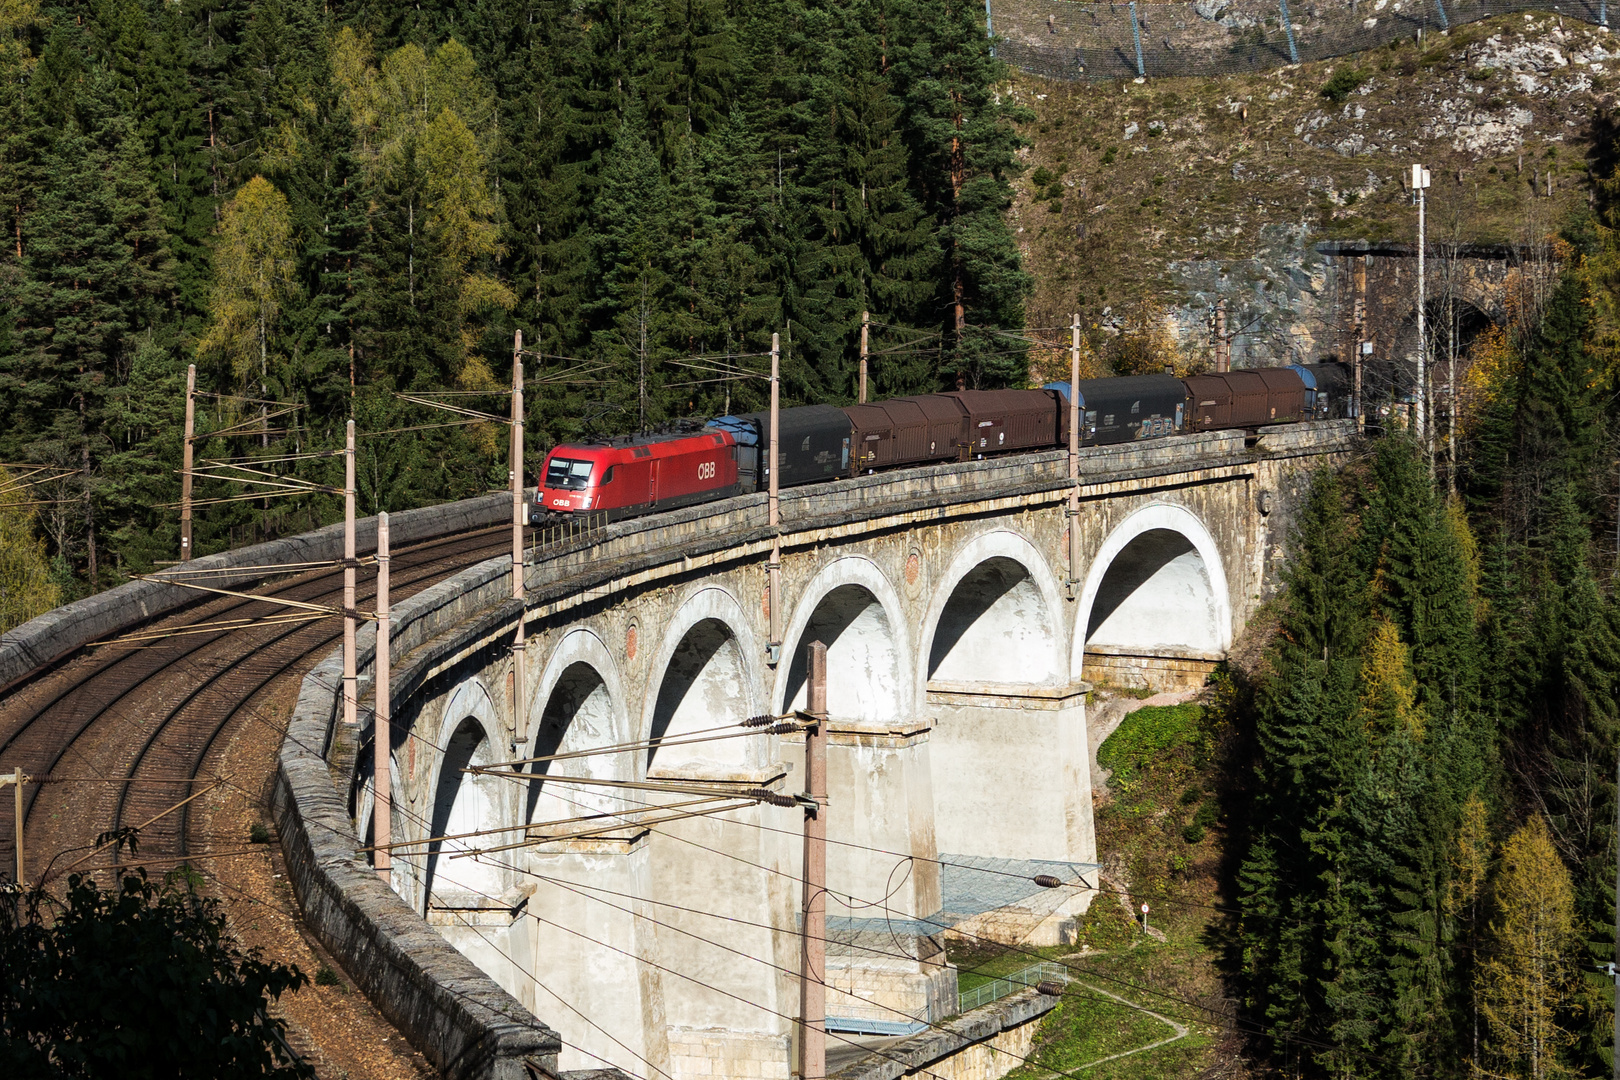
(746, 789, 797, 807)
(741, 714, 776, 728)
(769, 722, 802, 735)
(1032, 874, 1063, 889)
(1036, 980, 1066, 997)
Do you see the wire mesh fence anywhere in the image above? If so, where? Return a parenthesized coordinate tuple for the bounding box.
(956, 961, 1071, 1013)
(991, 0, 1608, 81)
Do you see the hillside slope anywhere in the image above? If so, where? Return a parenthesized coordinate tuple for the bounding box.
(1010, 13, 1608, 361)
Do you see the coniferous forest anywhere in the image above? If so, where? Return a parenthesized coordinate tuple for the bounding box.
(1231, 234, 1620, 1077)
(0, 0, 1028, 601)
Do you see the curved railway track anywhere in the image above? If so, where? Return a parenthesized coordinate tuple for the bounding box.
(0, 523, 519, 884)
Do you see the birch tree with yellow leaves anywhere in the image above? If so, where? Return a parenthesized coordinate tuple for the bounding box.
(197, 176, 296, 436)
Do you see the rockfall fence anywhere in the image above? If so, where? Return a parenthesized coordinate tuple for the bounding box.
(991, 0, 1609, 81)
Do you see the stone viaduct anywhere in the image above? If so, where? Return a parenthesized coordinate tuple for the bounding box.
(291, 421, 1355, 1080)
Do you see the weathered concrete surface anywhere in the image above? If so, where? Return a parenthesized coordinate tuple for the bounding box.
(320, 422, 1354, 1079)
(827, 989, 1058, 1080)
(0, 493, 509, 694)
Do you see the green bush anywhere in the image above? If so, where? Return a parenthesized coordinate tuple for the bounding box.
(249, 821, 271, 844)
(1321, 67, 1367, 103)
(314, 964, 342, 987)
(1096, 704, 1203, 784)
(0, 864, 312, 1077)
(1031, 166, 1055, 189)
(1101, 146, 1118, 165)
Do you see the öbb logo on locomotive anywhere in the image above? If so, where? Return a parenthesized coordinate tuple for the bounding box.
(532, 364, 1349, 523)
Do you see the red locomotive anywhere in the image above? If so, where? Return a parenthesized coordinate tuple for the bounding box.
(538, 430, 740, 519)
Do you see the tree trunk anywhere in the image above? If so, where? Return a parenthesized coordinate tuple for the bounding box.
(82, 444, 96, 591)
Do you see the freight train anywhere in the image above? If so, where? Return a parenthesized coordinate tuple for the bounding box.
(535, 363, 1351, 520)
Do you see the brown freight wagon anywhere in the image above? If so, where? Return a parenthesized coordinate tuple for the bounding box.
(1184, 369, 1307, 430)
(938, 389, 1062, 456)
(845, 396, 962, 469)
(1254, 369, 1305, 422)
(1184, 374, 1233, 430)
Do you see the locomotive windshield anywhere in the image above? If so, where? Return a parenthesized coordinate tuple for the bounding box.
(546, 457, 595, 490)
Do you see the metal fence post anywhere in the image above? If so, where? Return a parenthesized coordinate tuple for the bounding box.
(1278, 0, 1300, 63)
(1129, 1, 1146, 76)
(1432, 0, 1450, 30)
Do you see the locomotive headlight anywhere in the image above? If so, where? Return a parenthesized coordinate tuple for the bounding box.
(579, 495, 592, 509)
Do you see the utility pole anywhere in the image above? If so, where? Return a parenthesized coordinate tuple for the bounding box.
(343, 419, 357, 727)
(798, 641, 828, 1080)
(1067, 314, 1082, 600)
(1413, 163, 1431, 468)
(859, 311, 869, 405)
(512, 332, 528, 748)
(2, 768, 24, 886)
(1447, 286, 1458, 497)
(767, 333, 782, 665)
(180, 364, 196, 562)
(374, 511, 391, 883)
(1214, 299, 1230, 373)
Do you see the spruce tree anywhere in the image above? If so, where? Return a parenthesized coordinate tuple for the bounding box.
(0, 97, 172, 588)
(888, 0, 1030, 388)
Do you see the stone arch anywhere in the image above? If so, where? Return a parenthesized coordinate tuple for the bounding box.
(422, 676, 509, 909)
(525, 629, 631, 829)
(918, 530, 1067, 694)
(773, 556, 912, 724)
(642, 586, 763, 776)
(1072, 502, 1232, 676)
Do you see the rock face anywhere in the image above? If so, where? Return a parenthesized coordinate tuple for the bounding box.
(1162, 224, 1329, 369)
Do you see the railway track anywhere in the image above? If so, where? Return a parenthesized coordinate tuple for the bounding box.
(0, 523, 519, 885)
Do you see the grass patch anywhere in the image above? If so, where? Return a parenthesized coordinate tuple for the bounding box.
(1001, 991, 1177, 1077)
(953, 895, 1226, 1075)
(954, 942, 1074, 995)
(1096, 704, 1204, 785)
